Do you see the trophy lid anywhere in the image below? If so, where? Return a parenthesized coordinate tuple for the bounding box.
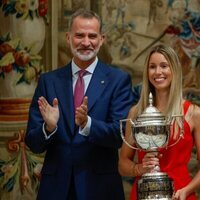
(135, 93, 167, 126)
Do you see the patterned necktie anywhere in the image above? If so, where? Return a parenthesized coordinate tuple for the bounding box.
(74, 70, 86, 110)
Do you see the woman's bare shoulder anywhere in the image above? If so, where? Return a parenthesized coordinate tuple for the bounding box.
(186, 102, 200, 131)
(188, 103, 200, 118)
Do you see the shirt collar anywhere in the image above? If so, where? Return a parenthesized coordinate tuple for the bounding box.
(72, 57, 98, 76)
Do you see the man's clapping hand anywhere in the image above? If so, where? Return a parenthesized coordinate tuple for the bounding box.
(75, 96, 88, 129)
(38, 96, 59, 132)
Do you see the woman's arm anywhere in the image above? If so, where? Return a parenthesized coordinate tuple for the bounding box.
(174, 104, 200, 199)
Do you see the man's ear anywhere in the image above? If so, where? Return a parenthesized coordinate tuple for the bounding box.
(66, 32, 70, 47)
(100, 34, 105, 45)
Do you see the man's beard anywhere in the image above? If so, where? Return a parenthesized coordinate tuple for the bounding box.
(70, 40, 100, 61)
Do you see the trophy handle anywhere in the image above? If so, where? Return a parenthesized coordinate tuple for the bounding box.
(120, 119, 139, 150)
(166, 127, 184, 148)
(166, 115, 184, 148)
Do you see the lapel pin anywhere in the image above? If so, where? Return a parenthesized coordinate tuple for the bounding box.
(101, 80, 105, 84)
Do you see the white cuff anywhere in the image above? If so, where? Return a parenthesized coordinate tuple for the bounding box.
(79, 116, 91, 136)
(42, 123, 57, 140)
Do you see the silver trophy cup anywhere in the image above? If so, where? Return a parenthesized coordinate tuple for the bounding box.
(120, 93, 183, 200)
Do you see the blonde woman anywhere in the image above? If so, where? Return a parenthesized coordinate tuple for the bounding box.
(119, 44, 200, 200)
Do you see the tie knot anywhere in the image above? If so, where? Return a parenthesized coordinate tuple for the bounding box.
(78, 70, 86, 78)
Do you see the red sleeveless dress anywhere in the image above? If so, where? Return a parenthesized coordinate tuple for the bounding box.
(130, 101, 197, 200)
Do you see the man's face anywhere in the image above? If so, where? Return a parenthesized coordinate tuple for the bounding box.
(67, 16, 104, 65)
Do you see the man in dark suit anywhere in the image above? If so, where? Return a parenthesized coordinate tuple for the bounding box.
(25, 9, 134, 200)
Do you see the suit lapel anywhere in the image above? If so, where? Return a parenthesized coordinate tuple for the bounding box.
(54, 64, 75, 134)
(86, 61, 109, 112)
(53, 61, 110, 134)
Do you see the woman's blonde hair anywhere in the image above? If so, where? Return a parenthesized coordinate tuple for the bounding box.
(137, 44, 183, 138)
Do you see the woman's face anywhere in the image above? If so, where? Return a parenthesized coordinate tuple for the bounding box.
(148, 52, 172, 92)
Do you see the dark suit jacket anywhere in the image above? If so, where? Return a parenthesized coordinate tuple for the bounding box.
(25, 60, 134, 200)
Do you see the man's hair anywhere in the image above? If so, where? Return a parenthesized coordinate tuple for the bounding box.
(68, 8, 102, 33)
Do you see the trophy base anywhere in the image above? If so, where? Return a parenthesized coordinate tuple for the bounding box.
(137, 172, 173, 200)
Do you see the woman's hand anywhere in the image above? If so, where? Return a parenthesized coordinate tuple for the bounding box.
(172, 188, 187, 200)
(142, 151, 161, 173)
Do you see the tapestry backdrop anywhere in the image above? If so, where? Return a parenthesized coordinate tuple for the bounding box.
(0, 0, 200, 199)
(58, 0, 200, 105)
